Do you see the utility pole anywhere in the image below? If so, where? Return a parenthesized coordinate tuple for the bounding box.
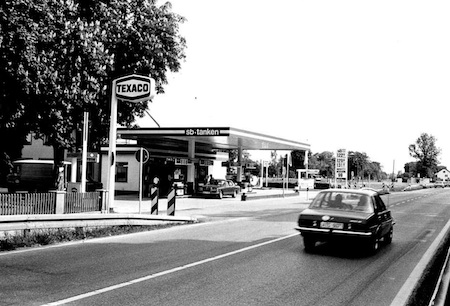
(392, 159, 395, 181)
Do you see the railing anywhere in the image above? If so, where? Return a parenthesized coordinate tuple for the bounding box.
(64, 192, 101, 214)
(0, 191, 104, 215)
(0, 193, 56, 215)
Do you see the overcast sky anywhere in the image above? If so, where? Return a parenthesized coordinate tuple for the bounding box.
(137, 0, 450, 174)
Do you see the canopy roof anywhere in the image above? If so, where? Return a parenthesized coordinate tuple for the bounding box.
(117, 127, 310, 152)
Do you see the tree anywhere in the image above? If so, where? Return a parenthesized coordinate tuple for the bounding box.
(366, 161, 383, 181)
(313, 151, 334, 178)
(348, 151, 369, 180)
(0, 0, 186, 188)
(291, 150, 306, 170)
(409, 133, 441, 178)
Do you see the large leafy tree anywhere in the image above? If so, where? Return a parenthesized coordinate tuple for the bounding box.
(0, 0, 186, 188)
(312, 151, 334, 178)
(348, 151, 369, 179)
(409, 133, 441, 178)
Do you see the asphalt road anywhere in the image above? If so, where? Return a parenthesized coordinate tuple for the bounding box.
(1, 188, 450, 306)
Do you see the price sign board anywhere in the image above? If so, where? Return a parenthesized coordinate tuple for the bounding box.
(335, 149, 348, 179)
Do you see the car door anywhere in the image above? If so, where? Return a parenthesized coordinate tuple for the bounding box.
(373, 195, 392, 237)
(224, 181, 233, 195)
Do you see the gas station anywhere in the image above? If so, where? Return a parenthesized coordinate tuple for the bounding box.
(101, 127, 310, 198)
(103, 74, 311, 209)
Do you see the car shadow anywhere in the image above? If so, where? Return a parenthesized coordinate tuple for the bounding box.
(304, 240, 391, 259)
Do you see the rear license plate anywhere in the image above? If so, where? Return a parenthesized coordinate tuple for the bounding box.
(320, 221, 344, 229)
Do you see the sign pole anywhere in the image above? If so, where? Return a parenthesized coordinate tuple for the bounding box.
(139, 147, 143, 214)
(81, 111, 89, 193)
(106, 74, 154, 213)
(106, 79, 118, 213)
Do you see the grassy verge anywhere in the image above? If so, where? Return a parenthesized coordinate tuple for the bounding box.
(0, 222, 194, 252)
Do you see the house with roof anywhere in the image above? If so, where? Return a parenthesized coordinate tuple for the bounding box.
(436, 168, 450, 181)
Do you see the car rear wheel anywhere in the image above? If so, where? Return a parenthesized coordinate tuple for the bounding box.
(383, 227, 393, 244)
(368, 237, 380, 254)
(232, 190, 237, 198)
(303, 236, 316, 252)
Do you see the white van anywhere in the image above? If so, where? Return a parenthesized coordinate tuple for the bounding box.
(6, 160, 71, 193)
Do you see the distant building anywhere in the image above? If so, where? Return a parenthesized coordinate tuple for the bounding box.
(436, 168, 450, 181)
(20, 133, 101, 184)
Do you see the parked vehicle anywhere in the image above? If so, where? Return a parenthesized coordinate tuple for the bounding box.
(296, 189, 394, 254)
(197, 179, 241, 199)
(7, 160, 71, 193)
(314, 177, 331, 189)
(434, 181, 445, 188)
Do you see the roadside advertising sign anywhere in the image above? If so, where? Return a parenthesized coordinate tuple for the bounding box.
(115, 74, 155, 102)
(106, 74, 155, 212)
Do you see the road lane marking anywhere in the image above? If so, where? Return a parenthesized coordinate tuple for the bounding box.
(42, 233, 299, 306)
(390, 217, 450, 306)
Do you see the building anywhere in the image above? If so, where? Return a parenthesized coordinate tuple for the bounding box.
(19, 133, 101, 186)
(436, 168, 450, 181)
(101, 127, 310, 197)
(18, 128, 311, 196)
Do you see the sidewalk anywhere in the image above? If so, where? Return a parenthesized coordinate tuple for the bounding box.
(0, 188, 316, 233)
(111, 188, 317, 220)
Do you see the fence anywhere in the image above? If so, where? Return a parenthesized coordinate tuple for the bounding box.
(0, 192, 56, 215)
(64, 192, 101, 214)
(0, 191, 103, 215)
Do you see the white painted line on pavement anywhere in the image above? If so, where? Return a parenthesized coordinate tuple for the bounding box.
(42, 233, 299, 306)
(390, 218, 450, 306)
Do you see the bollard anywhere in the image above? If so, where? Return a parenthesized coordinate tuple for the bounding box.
(150, 186, 159, 215)
(241, 192, 247, 201)
(167, 188, 176, 216)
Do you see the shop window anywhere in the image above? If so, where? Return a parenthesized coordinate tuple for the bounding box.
(116, 162, 128, 182)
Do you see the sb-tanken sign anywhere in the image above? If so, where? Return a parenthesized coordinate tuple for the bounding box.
(115, 74, 155, 103)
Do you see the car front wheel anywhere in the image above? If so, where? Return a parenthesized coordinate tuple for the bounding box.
(218, 191, 223, 199)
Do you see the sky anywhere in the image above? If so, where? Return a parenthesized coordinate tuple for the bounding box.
(136, 0, 450, 175)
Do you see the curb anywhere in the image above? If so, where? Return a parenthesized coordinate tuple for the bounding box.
(242, 192, 303, 201)
(0, 213, 196, 232)
(390, 218, 450, 306)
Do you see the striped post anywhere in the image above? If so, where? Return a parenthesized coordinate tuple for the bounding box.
(167, 188, 176, 216)
(150, 186, 159, 215)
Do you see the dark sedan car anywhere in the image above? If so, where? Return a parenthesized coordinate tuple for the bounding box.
(296, 189, 394, 253)
(197, 179, 241, 199)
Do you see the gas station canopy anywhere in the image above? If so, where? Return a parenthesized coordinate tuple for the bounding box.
(117, 127, 310, 152)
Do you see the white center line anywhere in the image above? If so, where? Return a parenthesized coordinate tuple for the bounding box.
(42, 233, 299, 306)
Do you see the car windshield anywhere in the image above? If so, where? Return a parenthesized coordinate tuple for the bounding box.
(309, 191, 374, 213)
(210, 180, 224, 186)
